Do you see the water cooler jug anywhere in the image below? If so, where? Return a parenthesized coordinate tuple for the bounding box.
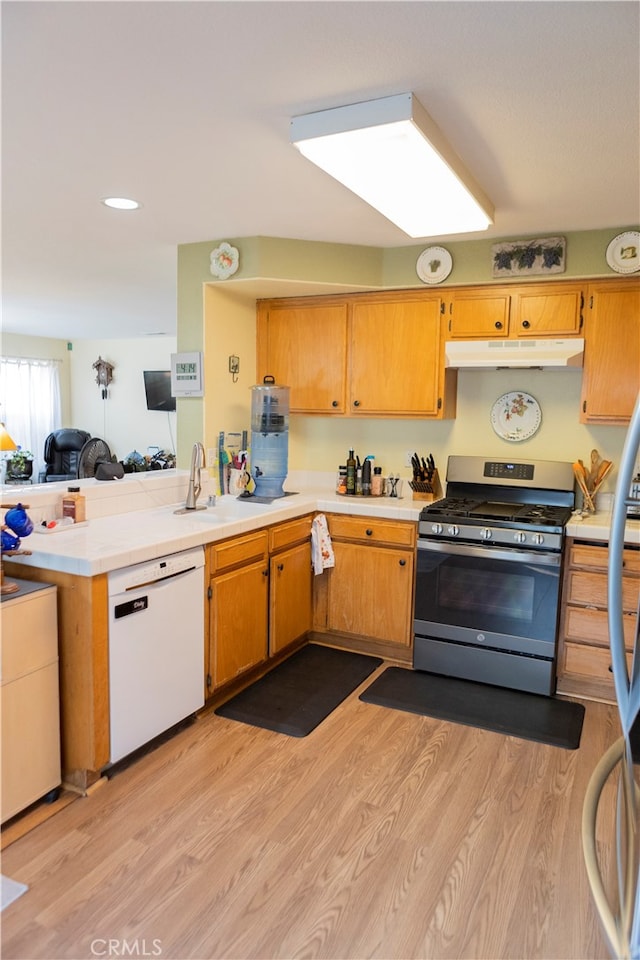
(250, 376, 290, 498)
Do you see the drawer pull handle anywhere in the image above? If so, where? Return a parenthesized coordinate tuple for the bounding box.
(366, 529, 373, 537)
(332, 400, 338, 408)
(495, 321, 503, 329)
(353, 400, 361, 407)
(522, 320, 531, 329)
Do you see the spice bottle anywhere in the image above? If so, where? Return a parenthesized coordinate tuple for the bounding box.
(372, 467, 384, 496)
(346, 449, 356, 495)
(62, 486, 86, 523)
(336, 465, 347, 495)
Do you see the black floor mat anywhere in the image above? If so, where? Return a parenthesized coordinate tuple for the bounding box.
(215, 645, 383, 737)
(359, 667, 585, 749)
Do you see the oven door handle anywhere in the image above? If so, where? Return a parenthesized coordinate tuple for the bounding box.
(417, 539, 561, 567)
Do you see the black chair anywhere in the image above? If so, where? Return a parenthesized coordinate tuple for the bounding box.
(40, 428, 91, 482)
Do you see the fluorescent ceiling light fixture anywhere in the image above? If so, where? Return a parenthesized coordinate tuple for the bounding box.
(101, 197, 141, 210)
(291, 93, 494, 238)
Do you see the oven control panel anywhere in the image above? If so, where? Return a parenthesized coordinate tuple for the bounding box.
(483, 462, 534, 481)
(418, 521, 563, 552)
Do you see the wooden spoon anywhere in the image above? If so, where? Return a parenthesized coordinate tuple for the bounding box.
(588, 449, 601, 490)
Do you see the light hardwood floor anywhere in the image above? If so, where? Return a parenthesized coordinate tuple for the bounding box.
(1, 664, 622, 960)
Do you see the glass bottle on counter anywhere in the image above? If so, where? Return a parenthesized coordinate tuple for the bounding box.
(346, 449, 356, 495)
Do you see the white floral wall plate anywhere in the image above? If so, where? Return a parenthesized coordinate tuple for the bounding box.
(490, 391, 542, 442)
(606, 231, 640, 274)
(210, 242, 239, 280)
(416, 246, 452, 284)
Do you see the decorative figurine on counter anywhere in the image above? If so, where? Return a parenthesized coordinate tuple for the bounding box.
(1, 502, 33, 595)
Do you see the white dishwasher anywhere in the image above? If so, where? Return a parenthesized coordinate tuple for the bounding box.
(108, 545, 205, 764)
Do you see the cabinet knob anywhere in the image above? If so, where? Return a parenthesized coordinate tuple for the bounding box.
(399, 559, 406, 566)
(277, 563, 284, 571)
(522, 319, 531, 329)
(495, 321, 503, 329)
(353, 400, 361, 407)
(365, 528, 373, 537)
(262, 569, 269, 577)
(332, 400, 339, 408)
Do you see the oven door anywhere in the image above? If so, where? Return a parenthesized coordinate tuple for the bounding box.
(414, 539, 563, 669)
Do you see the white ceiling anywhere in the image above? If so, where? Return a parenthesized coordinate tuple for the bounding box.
(2, 1, 639, 341)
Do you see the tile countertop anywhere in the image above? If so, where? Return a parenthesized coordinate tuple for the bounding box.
(566, 493, 640, 545)
(2, 471, 422, 578)
(4, 472, 637, 578)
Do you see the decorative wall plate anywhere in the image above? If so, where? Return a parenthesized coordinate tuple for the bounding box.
(210, 242, 239, 279)
(606, 231, 640, 274)
(416, 246, 452, 284)
(490, 391, 542, 442)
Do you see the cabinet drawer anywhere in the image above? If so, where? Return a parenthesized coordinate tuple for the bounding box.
(564, 604, 637, 650)
(563, 641, 632, 683)
(269, 515, 312, 553)
(210, 530, 268, 574)
(570, 542, 640, 575)
(1, 587, 58, 681)
(566, 569, 640, 612)
(327, 514, 416, 547)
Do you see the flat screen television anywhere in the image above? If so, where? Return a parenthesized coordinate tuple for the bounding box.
(143, 370, 176, 412)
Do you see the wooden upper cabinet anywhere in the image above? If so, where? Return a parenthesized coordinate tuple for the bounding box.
(349, 297, 444, 416)
(510, 283, 584, 337)
(257, 292, 455, 419)
(580, 279, 640, 424)
(447, 282, 584, 339)
(447, 287, 511, 338)
(256, 300, 348, 413)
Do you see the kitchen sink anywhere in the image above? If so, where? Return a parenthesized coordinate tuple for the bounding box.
(177, 497, 275, 522)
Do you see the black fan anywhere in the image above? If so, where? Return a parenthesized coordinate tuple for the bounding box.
(78, 438, 113, 479)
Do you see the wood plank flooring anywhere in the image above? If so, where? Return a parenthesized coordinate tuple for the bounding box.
(1, 665, 623, 960)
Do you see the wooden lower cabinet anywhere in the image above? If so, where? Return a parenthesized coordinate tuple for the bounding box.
(207, 516, 313, 693)
(313, 513, 416, 659)
(557, 538, 640, 701)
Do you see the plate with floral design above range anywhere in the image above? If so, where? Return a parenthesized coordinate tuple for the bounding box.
(490, 391, 542, 442)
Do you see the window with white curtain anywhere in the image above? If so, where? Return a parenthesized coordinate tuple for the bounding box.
(0, 357, 62, 480)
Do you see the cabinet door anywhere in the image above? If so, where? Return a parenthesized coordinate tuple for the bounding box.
(581, 281, 640, 423)
(326, 541, 413, 646)
(257, 302, 348, 413)
(350, 298, 443, 415)
(510, 284, 584, 337)
(447, 288, 511, 338)
(210, 560, 268, 689)
(269, 541, 312, 656)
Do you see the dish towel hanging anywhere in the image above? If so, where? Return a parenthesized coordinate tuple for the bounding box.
(311, 513, 335, 575)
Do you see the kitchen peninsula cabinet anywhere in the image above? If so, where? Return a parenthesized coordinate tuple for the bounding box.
(446, 282, 584, 339)
(557, 539, 640, 702)
(206, 515, 313, 692)
(580, 279, 640, 425)
(268, 515, 312, 656)
(257, 291, 456, 419)
(312, 514, 416, 661)
(207, 530, 269, 691)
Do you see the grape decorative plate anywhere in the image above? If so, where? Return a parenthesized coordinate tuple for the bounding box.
(490, 392, 542, 442)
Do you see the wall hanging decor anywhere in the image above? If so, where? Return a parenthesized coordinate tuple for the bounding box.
(490, 391, 542, 442)
(492, 236, 566, 278)
(606, 231, 639, 274)
(92, 356, 114, 399)
(416, 246, 453, 284)
(210, 242, 239, 279)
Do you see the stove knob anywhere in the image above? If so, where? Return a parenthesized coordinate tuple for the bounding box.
(431, 522, 443, 535)
(447, 524, 460, 537)
(480, 528, 492, 540)
(532, 533, 544, 545)
(514, 531, 527, 544)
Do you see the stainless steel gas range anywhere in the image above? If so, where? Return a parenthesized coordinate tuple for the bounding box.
(413, 456, 576, 696)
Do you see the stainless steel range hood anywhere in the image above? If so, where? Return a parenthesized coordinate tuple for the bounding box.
(445, 338, 584, 369)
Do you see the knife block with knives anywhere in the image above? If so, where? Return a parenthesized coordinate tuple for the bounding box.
(409, 452, 442, 501)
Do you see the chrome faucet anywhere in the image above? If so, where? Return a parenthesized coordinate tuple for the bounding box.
(185, 442, 205, 510)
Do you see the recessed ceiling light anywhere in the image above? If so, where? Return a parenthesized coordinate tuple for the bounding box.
(101, 197, 142, 210)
